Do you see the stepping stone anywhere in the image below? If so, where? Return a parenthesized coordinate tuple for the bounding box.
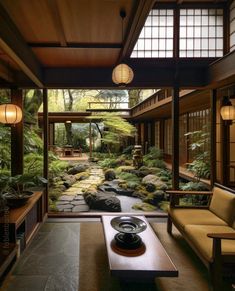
(74, 195, 84, 201)
(59, 195, 74, 201)
(71, 200, 86, 206)
(57, 204, 73, 211)
(72, 205, 89, 212)
(56, 201, 70, 206)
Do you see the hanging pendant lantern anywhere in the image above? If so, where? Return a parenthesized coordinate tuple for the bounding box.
(0, 104, 22, 124)
(112, 63, 134, 86)
(112, 10, 134, 86)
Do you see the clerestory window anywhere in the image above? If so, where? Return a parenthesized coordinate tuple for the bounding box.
(131, 8, 224, 58)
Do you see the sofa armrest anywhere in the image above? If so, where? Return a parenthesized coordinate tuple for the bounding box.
(207, 233, 235, 240)
(166, 190, 213, 207)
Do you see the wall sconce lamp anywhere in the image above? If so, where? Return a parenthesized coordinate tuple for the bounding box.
(112, 10, 134, 86)
(220, 96, 235, 122)
(0, 103, 22, 125)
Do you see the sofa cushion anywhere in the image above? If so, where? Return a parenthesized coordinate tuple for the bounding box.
(209, 187, 235, 226)
(168, 208, 228, 230)
(184, 225, 235, 262)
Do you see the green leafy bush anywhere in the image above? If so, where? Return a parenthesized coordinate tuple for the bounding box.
(49, 160, 69, 179)
(98, 158, 119, 169)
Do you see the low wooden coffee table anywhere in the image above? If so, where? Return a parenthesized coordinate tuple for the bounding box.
(102, 215, 178, 281)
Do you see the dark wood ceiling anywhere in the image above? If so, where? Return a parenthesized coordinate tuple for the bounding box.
(0, 0, 233, 89)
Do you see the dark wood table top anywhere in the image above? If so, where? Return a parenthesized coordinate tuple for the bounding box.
(102, 215, 178, 280)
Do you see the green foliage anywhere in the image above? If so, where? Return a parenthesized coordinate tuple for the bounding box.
(143, 147, 165, 169)
(117, 172, 140, 184)
(98, 158, 119, 169)
(87, 113, 136, 152)
(24, 126, 43, 154)
(24, 153, 43, 176)
(132, 202, 156, 212)
(0, 173, 47, 197)
(0, 124, 11, 169)
(122, 145, 134, 155)
(185, 125, 211, 181)
(180, 181, 208, 191)
(49, 160, 69, 179)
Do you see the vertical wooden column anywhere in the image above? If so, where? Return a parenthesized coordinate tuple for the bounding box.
(160, 120, 164, 151)
(11, 89, 23, 176)
(210, 90, 217, 188)
(150, 121, 155, 146)
(43, 89, 49, 212)
(89, 121, 92, 158)
(172, 86, 180, 190)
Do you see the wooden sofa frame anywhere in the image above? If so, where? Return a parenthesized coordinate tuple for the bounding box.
(166, 183, 235, 291)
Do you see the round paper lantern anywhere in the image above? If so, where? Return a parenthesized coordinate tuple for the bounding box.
(112, 63, 134, 85)
(0, 104, 22, 124)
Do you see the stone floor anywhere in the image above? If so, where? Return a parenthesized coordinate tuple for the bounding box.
(2, 223, 80, 291)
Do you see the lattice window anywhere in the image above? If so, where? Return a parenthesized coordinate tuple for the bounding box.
(131, 9, 174, 58)
(230, 0, 235, 52)
(179, 9, 223, 57)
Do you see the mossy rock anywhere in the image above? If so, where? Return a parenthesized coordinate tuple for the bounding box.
(105, 169, 116, 181)
(132, 202, 156, 212)
(158, 201, 170, 212)
(116, 165, 135, 173)
(49, 188, 63, 201)
(143, 190, 165, 206)
(145, 183, 156, 192)
(75, 171, 89, 181)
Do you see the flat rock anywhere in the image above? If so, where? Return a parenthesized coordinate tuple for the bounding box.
(72, 205, 90, 212)
(71, 200, 86, 206)
(57, 204, 73, 211)
(59, 195, 74, 201)
(74, 195, 85, 200)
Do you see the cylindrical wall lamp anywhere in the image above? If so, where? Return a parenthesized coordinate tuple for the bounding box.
(0, 104, 23, 125)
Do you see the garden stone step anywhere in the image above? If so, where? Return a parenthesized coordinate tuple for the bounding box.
(72, 205, 90, 212)
(59, 195, 74, 201)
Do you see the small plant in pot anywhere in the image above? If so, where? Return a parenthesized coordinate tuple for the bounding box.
(1, 174, 47, 208)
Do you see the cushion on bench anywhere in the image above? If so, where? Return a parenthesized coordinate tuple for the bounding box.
(184, 225, 235, 262)
(209, 187, 235, 227)
(168, 208, 228, 230)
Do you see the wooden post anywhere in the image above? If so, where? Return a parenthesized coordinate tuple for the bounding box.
(43, 89, 49, 213)
(89, 121, 92, 158)
(11, 89, 23, 176)
(210, 90, 217, 188)
(172, 86, 180, 190)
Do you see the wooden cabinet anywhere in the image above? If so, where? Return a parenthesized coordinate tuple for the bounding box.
(0, 191, 46, 279)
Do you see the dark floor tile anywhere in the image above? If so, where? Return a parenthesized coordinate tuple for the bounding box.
(5, 275, 48, 291)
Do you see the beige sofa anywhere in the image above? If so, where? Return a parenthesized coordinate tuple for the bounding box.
(166, 184, 235, 291)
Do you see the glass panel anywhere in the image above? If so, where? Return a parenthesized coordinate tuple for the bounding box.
(145, 39, 151, 50)
(131, 9, 173, 58)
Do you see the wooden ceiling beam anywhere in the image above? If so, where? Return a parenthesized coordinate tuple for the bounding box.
(118, 0, 155, 62)
(207, 51, 235, 88)
(0, 60, 14, 82)
(28, 42, 122, 49)
(47, 0, 67, 47)
(41, 60, 208, 88)
(0, 3, 43, 87)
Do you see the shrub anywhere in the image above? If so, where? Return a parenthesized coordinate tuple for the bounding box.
(98, 158, 119, 169)
(49, 160, 69, 179)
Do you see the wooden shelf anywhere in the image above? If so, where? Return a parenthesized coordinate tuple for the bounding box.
(0, 191, 46, 281)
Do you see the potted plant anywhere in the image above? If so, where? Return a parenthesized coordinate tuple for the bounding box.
(0, 174, 47, 208)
